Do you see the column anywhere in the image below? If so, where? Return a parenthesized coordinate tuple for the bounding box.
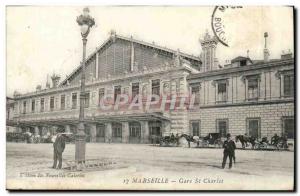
(122, 122, 129, 143)
(16, 127, 23, 133)
(162, 121, 171, 135)
(41, 126, 48, 136)
(90, 123, 97, 143)
(34, 126, 39, 136)
(65, 125, 71, 133)
(95, 52, 99, 79)
(141, 121, 149, 143)
(171, 79, 177, 94)
(105, 123, 112, 143)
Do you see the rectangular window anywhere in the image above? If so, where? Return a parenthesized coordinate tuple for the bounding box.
(23, 101, 26, 114)
(247, 118, 261, 138)
(132, 83, 139, 102)
(31, 100, 35, 113)
(283, 74, 294, 97)
(84, 92, 90, 108)
(151, 79, 160, 96)
(216, 119, 228, 138)
(96, 125, 105, 137)
(112, 123, 122, 137)
(191, 121, 200, 136)
(61, 95, 65, 110)
(191, 85, 200, 105)
(40, 98, 44, 112)
(114, 86, 121, 102)
(50, 96, 54, 111)
(240, 60, 247, 66)
(217, 82, 227, 102)
(98, 88, 105, 105)
(130, 127, 141, 137)
(72, 93, 77, 109)
(248, 77, 259, 100)
(282, 117, 294, 139)
(129, 122, 141, 138)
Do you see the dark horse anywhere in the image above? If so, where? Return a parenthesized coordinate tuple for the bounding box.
(235, 135, 256, 149)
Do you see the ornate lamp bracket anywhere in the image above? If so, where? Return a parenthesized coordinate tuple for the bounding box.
(76, 7, 95, 39)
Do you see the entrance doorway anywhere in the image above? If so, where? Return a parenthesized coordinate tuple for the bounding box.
(149, 121, 162, 144)
(84, 124, 91, 142)
(112, 122, 122, 143)
(96, 124, 105, 142)
(129, 122, 141, 143)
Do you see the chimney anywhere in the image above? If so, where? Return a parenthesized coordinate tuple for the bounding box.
(46, 74, 50, 89)
(51, 73, 61, 88)
(36, 85, 42, 91)
(263, 32, 270, 62)
(110, 29, 116, 42)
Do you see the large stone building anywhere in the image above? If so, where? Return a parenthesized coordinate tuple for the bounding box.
(6, 31, 295, 143)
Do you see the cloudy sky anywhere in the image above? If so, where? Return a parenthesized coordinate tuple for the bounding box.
(6, 6, 293, 96)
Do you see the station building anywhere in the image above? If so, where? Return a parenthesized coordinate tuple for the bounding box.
(6, 31, 294, 143)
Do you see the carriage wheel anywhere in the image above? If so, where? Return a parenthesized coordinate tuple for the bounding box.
(159, 140, 164, 146)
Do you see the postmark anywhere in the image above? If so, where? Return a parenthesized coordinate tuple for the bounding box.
(211, 6, 243, 47)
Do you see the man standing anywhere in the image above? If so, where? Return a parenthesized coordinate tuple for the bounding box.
(222, 133, 236, 169)
(53, 133, 66, 169)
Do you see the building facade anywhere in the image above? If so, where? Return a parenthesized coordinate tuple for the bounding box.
(6, 31, 295, 143)
(188, 56, 294, 139)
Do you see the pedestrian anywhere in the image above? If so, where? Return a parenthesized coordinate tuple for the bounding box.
(222, 133, 236, 169)
(52, 133, 67, 169)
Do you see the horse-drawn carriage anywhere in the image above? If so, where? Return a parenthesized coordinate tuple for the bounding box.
(166, 133, 224, 148)
(156, 132, 225, 148)
(235, 134, 289, 150)
(254, 136, 289, 150)
(199, 133, 223, 148)
(154, 133, 181, 147)
(6, 132, 28, 142)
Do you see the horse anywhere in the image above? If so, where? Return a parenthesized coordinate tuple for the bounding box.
(179, 134, 200, 148)
(235, 135, 256, 149)
(272, 136, 288, 150)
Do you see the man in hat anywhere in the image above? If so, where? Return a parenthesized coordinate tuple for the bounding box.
(222, 133, 236, 169)
(52, 133, 67, 169)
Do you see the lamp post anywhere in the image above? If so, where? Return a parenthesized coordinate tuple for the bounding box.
(75, 7, 95, 169)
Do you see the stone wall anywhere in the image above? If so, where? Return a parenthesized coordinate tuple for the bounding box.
(188, 102, 294, 138)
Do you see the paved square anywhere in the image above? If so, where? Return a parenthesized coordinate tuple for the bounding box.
(6, 143, 294, 190)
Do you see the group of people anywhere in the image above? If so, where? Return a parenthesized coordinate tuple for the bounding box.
(52, 132, 237, 170)
(51, 131, 287, 170)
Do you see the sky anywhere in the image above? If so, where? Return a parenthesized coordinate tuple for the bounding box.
(6, 6, 294, 96)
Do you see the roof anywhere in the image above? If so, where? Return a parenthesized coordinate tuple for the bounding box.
(231, 56, 252, 64)
(60, 33, 202, 86)
(187, 58, 294, 80)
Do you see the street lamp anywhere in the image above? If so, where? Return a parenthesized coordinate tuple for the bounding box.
(75, 7, 95, 169)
